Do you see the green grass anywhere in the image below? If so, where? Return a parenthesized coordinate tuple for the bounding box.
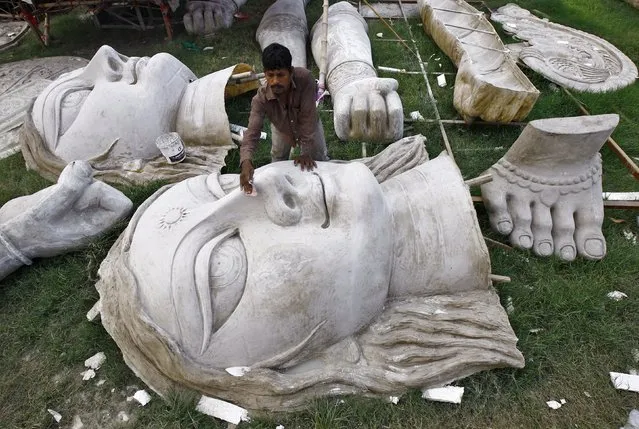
(1, 0, 639, 427)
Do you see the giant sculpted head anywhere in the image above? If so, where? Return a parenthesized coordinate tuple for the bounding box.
(96, 139, 524, 411)
(22, 45, 255, 185)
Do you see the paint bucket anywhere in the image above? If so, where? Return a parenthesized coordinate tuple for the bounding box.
(156, 132, 186, 164)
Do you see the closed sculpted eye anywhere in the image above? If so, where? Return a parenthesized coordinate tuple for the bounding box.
(59, 89, 91, 136)
(192, 230, 247, 354)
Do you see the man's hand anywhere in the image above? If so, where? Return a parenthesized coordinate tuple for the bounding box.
(293, 154, 317, 171)
(240, 160, 255, 194)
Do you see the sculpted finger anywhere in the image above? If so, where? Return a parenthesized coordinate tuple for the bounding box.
(203, 7, 215, 34)
(481, 181, 513, 235)
(368, 92, 387, 140)
(333, 96, 353, 141)
(193, 10, 205, 34)
(531, 201, 554, 257)
(74, 182, 132, 218)
(350, 95, 369, 140)
(372, 77, 399, 94)
(574, 204, 606, 260)
(384, 91, 404, 141)
(507, 195, 533, 249)
(183, 13, 194, 34)
(551, 204, 577, 261)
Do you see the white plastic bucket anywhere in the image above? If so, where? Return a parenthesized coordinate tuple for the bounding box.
(155, 132, 186, 164)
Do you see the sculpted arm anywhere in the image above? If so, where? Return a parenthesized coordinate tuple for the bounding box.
(0, 161, 132, 281)
(311, 2, 403, 142)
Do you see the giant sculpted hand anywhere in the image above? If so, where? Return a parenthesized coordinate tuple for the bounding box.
(0, 161, 132, 279)
(183, 0, 247, 36)
(311, 2, 403, 142)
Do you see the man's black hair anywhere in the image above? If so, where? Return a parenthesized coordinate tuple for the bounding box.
(262, 43, 293, 71)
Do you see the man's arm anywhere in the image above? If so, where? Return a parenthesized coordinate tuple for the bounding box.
(296, 72, 320, 158)
(240, 93, 267, 166)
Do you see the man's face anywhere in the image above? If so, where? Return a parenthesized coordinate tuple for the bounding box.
(264, 68, 292, 96)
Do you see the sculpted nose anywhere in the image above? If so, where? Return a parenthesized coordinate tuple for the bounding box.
(256, 169, 302, 227)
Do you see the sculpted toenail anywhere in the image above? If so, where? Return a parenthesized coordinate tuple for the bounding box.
(560, 245, 576, 261)
(497, 220, 512, 234)
(519, 235, 532, 248)
(584, 238, 604, 257)
(537, 241, 552, 256)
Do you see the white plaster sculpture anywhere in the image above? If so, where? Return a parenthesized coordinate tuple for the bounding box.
(96, 137, 523, 411)
(0, 56, 89, 159)
(21, 45, 254, 186)
(0, 160, 132, 281)
(491, 4, 638, 93)
(481, 114, 618, 261)
(417, 0, 539, 123)
(310, 2, 404, 142)
(183, 0, 248, 36)
(256, 0, 309, 68)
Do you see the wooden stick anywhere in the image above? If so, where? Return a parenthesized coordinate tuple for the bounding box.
(317, 0, 329, 101)
(362, 0, 417, 56)
(465, 174, 492, 187)
(484, 236, 513, 251)
(489, 274, 511, 283)
(561, 87, 639, 181)
(472, 195, 639, 210)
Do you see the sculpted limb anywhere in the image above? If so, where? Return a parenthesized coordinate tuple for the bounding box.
(310, 2, 403, 142)
(183, 0, 247, 36)
(256, 0, 310, 67)
(0, 161, 132, 279)
(481, 114, 618, 261)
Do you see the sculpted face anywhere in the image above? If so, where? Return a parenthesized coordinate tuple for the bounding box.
(32, 45, 196, 161)
(128, 162, 394, 367)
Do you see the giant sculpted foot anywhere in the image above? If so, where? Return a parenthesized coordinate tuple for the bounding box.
(481, 114, 618, 261)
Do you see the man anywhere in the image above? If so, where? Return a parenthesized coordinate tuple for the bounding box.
(239, 43, 328, 195)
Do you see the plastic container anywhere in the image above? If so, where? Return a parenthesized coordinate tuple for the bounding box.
(155, 132, 186, 164)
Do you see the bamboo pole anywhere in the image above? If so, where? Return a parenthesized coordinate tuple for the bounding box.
(472, 195, 639, 210)
(317, 0, 329, 102)
(465, 174, 492, 187)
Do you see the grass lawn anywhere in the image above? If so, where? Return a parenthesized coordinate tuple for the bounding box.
(0, 0, 638, 428)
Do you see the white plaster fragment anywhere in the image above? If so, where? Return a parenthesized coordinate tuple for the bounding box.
(529, 328, 543, 334)
(623, 230, 638, 245)
(81, 369, 96, 381)
(96, 379, 106, 386)
(196, 396, 250, 425)
(546, 400, 562, 409)
(421, 386, 464, 404)
(133, 389, 152, 406)
(225, 366, 251, 377)
(203, 47, 214, 51)
(622, 409, 639, 429)
(409, 111, 425, 121)
(48, 409, 62, 423)
(506, 296, 515, 314)
(583, 391, 592, 398)
(117, 411, 130, 422)
(275, 425, 284, 429)
(437, 74, 447, 87)
(560, 398, 567, 404)
(86, 300, 101, 321)
(388, 396, 400, 404)
(84, 352, 106, 370)
(610, 372, 639, 393)
(71, 415, 84, 429)
(607, 291, 628, 301)
(376, 32, 383, 38)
